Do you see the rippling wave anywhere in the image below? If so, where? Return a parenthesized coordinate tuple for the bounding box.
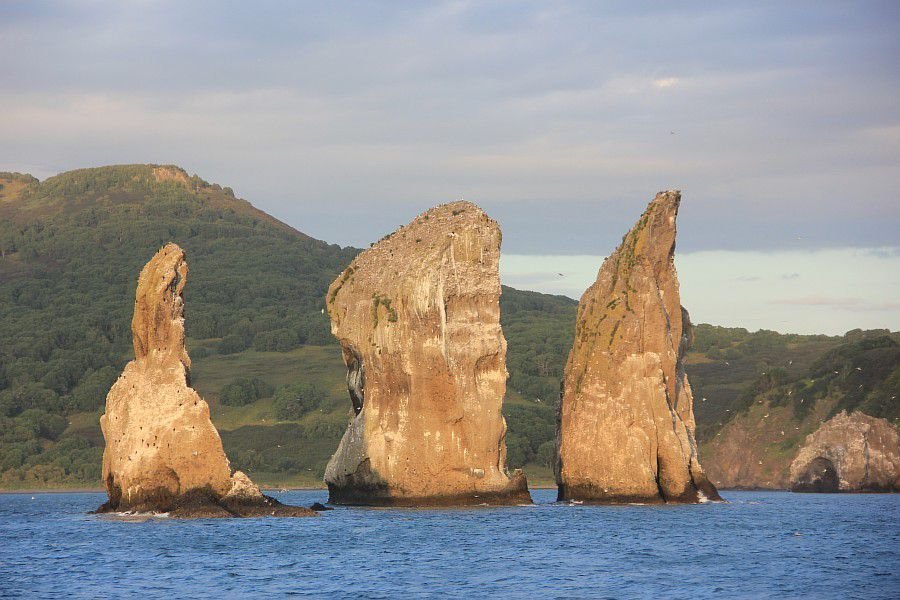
(1, 489, 897, 598)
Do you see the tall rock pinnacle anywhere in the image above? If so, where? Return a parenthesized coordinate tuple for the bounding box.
(324, 201, 530, 505)
(556, 191, 721, 503)
(98, 243, 314, 517)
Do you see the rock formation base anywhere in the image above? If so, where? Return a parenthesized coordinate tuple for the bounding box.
(327, 471, 531, 507)
(94, 488, 316, 518)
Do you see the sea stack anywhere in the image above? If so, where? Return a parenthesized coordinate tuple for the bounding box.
(323, 201, 529, 506)
(556, 191, 721, 503)
(98, 243, 314, 517)
(791, 411, 900, 492)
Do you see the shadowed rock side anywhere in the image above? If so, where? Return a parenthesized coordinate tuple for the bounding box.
(324, 201, 530, 506)
(97, 243, 314, 518)
(790, 411, 900, 493)
(556, 191, 721, 504)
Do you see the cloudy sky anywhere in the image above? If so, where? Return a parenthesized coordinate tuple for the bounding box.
(2, 1, 898, 334)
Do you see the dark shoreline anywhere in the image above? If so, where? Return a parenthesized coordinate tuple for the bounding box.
(0, 486, 326, 495)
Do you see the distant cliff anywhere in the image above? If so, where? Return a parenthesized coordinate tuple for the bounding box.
(700, 334, 900, 489)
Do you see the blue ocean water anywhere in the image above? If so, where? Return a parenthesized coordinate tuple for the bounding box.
(0, 489, 897, 598)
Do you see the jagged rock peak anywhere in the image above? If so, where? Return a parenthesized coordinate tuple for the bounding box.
(556, 191, 721, 504)
(323, 201, 530, 506)
(131, 242, 190, 367)
(97, 243, 314, 518)
(791, 411, 900, 493)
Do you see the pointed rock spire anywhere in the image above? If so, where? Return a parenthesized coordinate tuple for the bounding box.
(98, 243, 314, 517)
(556, 191, 721, 503)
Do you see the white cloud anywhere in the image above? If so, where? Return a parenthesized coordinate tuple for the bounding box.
(653, 77, 679, 89)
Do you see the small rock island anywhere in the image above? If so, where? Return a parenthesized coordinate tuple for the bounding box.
(323, 202, 530, 506)
(556, 191, 721, 504)
(791, 411, 900, 492)
(97, 243, 314, 518)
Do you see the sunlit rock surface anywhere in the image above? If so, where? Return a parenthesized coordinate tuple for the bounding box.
(98, 243, 314, 517)
(324, 202, 529, 506)
(556, 191, 721, 503)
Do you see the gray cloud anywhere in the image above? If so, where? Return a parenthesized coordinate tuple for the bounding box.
(1, 1, 899, 253)
(770, 296, 863, 308)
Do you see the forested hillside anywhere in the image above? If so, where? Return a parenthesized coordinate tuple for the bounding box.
(0, 165, 896, 490)
(0, 165, 356, 487)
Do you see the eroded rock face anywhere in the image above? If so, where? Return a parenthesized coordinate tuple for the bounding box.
(98, 243, 314, 517)
(556, 191, 721, 503)
(790, 411, 900, 492)
(324, 202, 529, 505)
(698, 396, 839, 490)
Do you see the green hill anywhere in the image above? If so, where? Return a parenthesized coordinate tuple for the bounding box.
(0, 165, 357, 488)
(0, 164, 896, 491)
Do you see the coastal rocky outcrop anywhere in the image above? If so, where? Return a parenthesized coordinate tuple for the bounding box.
(556, 191, 721, 503)
(698, 398, 835, 490)
(97, 243, 314, 517)
(323, 201, 530, 506)
(790, 411, 900, 492)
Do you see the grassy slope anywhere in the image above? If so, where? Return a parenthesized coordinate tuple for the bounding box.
(686, 325, 844, 441)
